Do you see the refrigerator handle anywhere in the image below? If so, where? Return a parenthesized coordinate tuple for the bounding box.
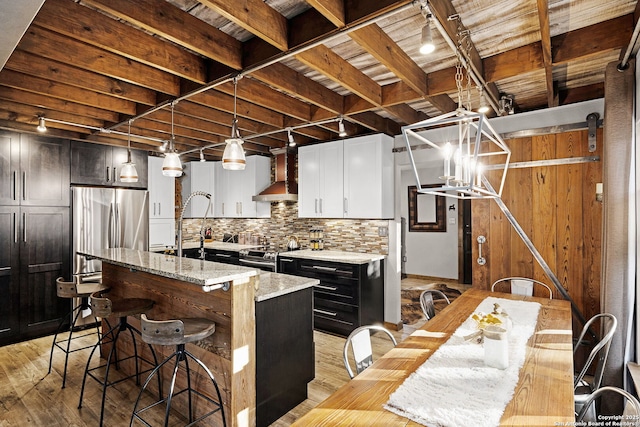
(108, 202, 114, 247)
(22, 212, 26, 243)
(115, 203, 121, 247)
(13, 212, 17, 243)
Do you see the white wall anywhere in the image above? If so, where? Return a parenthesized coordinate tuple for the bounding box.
(399, 166, 458, 279)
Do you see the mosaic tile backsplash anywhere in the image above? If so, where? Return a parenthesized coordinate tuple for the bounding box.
(181, 201, 390, 255)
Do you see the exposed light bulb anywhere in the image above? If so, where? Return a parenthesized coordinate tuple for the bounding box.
(477, 89, 490, 114)
(159, 140, 168, 152)
(287, 129, 296, 147)
(200, 148, 206, 162)
(338, 118, 347, 137)
(37, 117, 47, 132)
(419, 23, 435, 55)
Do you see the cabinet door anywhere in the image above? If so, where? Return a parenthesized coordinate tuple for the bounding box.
(19, 206, 70, 339)
(148, 156, 175, 219)
(318, 140, 344, 218)
(0, 207, 20, 344)
(70, 140, 110, 186)
(343, 135, 393, 218)
(0, 131, 20, 205)
(112, 147, 148, 189)
(149, 218, 176, 248)
(21, 135, 70, 206)
(183, 162, 215, 218)
(298, 145, 321, 217)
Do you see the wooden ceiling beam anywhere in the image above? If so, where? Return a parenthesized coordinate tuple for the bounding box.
(34, 0, 207, 83)
(558, 82, 604, 106)
(536, 0, 557, 108)
(19, 25, 179, 95)
(250, 63, 344, 114)
(552, 14, 633, 64)
(0, 100, 105, 129)
(349, 23, 456, 113)
(83, 0, 242, 70)
(5, 50, 157, 106)
(0, 70, 137, 116)
(307, 0, 345, 27)
(0, 86, 120, 123)
(198, 0, 288, 51)
(348, 111, 401, 135)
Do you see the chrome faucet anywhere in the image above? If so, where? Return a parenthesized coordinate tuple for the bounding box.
(177, 191, 212, 258)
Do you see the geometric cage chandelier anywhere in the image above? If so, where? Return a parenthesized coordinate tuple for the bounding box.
(402, 109, 511, 199)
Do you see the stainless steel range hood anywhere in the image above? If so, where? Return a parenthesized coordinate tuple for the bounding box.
(252, 147, 298, 202)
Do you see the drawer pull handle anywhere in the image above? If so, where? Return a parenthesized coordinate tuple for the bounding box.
(215, 253, 232, 258)
(280, 258, 294, 263)
(315, 284, 338, 291)
(314, 308, 337, 317)
(312, 265, 337, 272)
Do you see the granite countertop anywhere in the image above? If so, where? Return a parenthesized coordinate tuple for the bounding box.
(78, 248, 317, 300)
(78, 248, 258, 289)
(255, 273, 318, 302)
(278, 249, 386, 264)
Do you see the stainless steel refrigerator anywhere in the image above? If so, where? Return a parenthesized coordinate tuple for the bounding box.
(71, 186, 148, 295)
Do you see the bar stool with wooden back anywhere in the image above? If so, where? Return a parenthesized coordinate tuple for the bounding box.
(78, 289, 160, 427)
(48, 276, 109, 388)
(130, 314, 226, 427)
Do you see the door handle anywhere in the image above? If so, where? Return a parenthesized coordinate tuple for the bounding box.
(22, 172, 26, 201)
(314, 198, 318, 214)
(319, 198, 323, 214)
(22, 212, 26, 243)
(13, 171, 17, 201)
(477, 235, 487, 265)
(344, 198, 348, 215)
(158, 203, 161, 216)
(13, 212, 17, 243)
(153, 202, 156, 216)
(106, 167, 110, 182)
(112, 167, 117, 183)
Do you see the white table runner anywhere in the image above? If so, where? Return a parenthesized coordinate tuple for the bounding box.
(384, 296, 541, 427)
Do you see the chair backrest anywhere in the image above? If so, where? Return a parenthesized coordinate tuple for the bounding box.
(419, 289, 450, 321)
(343, 325, 397, 379)
(89, 289, 113, 318)
(491, 277, 553, 299)
(56, 276, 79, 298)
(140, 314, 185, 346)
(574, 313, 617, 391)
(576, 386, 640, 423)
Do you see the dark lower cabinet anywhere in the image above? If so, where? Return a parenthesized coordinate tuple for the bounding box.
(0, 206, 70, 345)
(278, 256, 385, 337)
(256, 287, 314, 427)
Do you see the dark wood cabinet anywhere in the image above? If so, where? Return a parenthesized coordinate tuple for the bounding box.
(0, 132, 70, 206)
(0, 130, 70, 346)
(278, 256, 385, 337)
(70, 140, 148, 188)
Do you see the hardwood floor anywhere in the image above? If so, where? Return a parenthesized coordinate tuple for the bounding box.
(0, 276, 460, 426)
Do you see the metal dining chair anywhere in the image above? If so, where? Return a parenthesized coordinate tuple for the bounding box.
(573, 313, 617, 419)
(576, 386, 640, 424)
(491, 277, 553, 299)
(419, 289, 450, 321)
(343, 325, 397, 379)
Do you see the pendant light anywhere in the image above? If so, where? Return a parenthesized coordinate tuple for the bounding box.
(338, 117, 347, 137)
(222, 77, 246, 170)
(162, 101, 183, 177)
(119, 119, 139, 183)
(419, 1, 435, 55)
(200, 148, 206, 162)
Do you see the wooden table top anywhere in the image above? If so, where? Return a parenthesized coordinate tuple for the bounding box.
(293, 288, 574, 426)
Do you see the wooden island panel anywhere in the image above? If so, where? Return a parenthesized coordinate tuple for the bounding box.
(102, 262, 256, 427)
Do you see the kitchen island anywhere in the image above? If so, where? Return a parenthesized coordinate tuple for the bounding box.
(79, 248, 317, 427)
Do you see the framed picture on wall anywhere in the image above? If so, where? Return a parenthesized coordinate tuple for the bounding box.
(408, 185, 447, 232)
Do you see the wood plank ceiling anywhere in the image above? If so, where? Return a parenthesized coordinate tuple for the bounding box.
(0, 0, 636, 161)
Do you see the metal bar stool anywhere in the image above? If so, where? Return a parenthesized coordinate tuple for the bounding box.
(130, 314, 226, 427)
(78, 289, 160, 427)
(48, 276, 109, 388)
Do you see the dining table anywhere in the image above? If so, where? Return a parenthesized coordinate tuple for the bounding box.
(292, 288, 575, 426)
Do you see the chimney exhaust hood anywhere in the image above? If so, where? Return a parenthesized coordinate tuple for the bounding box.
(252, 147, 298, 202)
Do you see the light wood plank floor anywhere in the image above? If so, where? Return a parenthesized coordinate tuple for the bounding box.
(0, 277, 459, 426)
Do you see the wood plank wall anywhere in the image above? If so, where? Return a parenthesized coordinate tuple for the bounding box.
(472, 128, 603, 330)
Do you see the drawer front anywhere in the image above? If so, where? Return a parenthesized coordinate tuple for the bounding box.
(313, 297, 358, 336)
(314, 280, 358, 304)
(207, 250, 239, 265)
(297, 259, 359, 281)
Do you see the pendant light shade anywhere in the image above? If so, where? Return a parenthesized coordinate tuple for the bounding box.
(222, 77, 246, 170)
(222, 118, 246, 170)
(162, 102, 183, 177)
(162, 150, 183, 177)
(120, 120, 139, 183)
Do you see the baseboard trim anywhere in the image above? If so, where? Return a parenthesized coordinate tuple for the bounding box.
(384, 321, 404, 331)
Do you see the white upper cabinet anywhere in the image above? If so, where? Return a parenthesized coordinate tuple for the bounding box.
(298, 134, 393, 219)
(181, 161, 215, 219)
(148, 156, 175, 248)
(343, 134, 394, 219)
(298, 140, 343, 218)
(214, 156, 271, 218)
